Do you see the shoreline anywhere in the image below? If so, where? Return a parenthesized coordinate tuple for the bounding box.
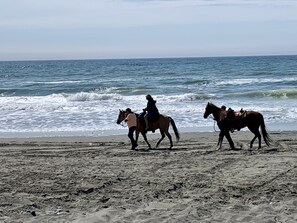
(1, 131, 297, 222)
(0, 129, 295, 142)
(0, 122, 295, 139)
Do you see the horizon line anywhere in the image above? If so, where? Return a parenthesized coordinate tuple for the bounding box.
(1, 53, 296, 63)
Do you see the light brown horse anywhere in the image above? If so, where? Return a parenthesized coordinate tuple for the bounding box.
(203, 102, 272, 150)
(117, 110, 180, 149)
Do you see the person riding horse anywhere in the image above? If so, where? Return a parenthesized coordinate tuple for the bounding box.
(117, 106, 179, 150)
(142, 95, 159, 131)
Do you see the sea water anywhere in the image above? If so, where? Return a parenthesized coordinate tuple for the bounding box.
(0, 55, 296, 137)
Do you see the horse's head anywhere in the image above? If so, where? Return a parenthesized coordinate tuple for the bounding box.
(116, 109, 126, 124)
(203, 102, 213, 119)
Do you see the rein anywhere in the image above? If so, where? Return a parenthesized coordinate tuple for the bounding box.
(119, 120, 127, 128)
(213, 119, 218, 132)
(209, 114, 218, 132)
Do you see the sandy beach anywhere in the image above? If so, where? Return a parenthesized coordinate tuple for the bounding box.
(0, 131, 297, 223)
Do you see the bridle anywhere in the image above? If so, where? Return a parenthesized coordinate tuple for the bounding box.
(117, 111, 127, 127)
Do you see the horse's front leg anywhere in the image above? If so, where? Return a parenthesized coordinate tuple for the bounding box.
(225, 131, 235, 150)
(135, 130, 140, 144)
(216, 131, 224, 150)
(141, 132, 151, 149)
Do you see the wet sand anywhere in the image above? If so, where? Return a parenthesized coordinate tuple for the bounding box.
(0, 131, 297, 222)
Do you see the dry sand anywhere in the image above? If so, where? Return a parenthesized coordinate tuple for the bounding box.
(0, 131, 297, 223)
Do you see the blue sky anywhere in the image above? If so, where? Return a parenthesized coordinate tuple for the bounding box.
(1, 0, 297, 60)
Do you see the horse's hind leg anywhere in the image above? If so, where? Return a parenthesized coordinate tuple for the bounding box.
(249, 128, 261, 149)
(156, 131, 165, 149)
(165, 131, 173, 149)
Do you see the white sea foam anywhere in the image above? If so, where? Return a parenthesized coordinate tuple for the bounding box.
(0, 92, 296, 138)
(25, 80, 84, 85)
(216, 77, 297, 86)
(66, 92, 122, 102)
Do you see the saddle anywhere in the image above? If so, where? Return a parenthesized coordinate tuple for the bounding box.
(227, 108, 247, 132)
(136, 113, 159, 132)
(236, 108, 247, 117)
(227, 108, 247, 118)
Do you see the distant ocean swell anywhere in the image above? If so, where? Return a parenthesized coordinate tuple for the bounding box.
(55, 89, 297, 102)
(2, 87, 297, 102)
(222, 89, 297, 99)
(1, 74, 296, 96)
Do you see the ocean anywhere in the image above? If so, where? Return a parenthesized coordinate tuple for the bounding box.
(0, 55, 296, 138)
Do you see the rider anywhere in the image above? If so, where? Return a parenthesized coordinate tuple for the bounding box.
(124, 108, 138, 150)
(143, 94, 159, 131)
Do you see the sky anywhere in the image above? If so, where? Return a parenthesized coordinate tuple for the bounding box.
(0, 0, 297, 61)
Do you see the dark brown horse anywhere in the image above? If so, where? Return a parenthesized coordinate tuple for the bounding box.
(117, 110, 180, 149)
(203, 102, 272, 150)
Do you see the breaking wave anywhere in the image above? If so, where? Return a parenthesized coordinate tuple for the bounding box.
(227, 89, 297, 99)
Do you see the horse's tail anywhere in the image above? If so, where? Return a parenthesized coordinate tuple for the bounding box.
(169, 117, 180, 142)
(260, 116, 273, 146)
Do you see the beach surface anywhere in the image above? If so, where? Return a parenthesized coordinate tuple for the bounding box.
(0, 131, 297, 223)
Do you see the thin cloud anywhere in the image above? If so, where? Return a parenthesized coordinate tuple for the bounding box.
(0, 0, 296, 60)
(122, 0, 297, 6)
(1, 0, 296, 29)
